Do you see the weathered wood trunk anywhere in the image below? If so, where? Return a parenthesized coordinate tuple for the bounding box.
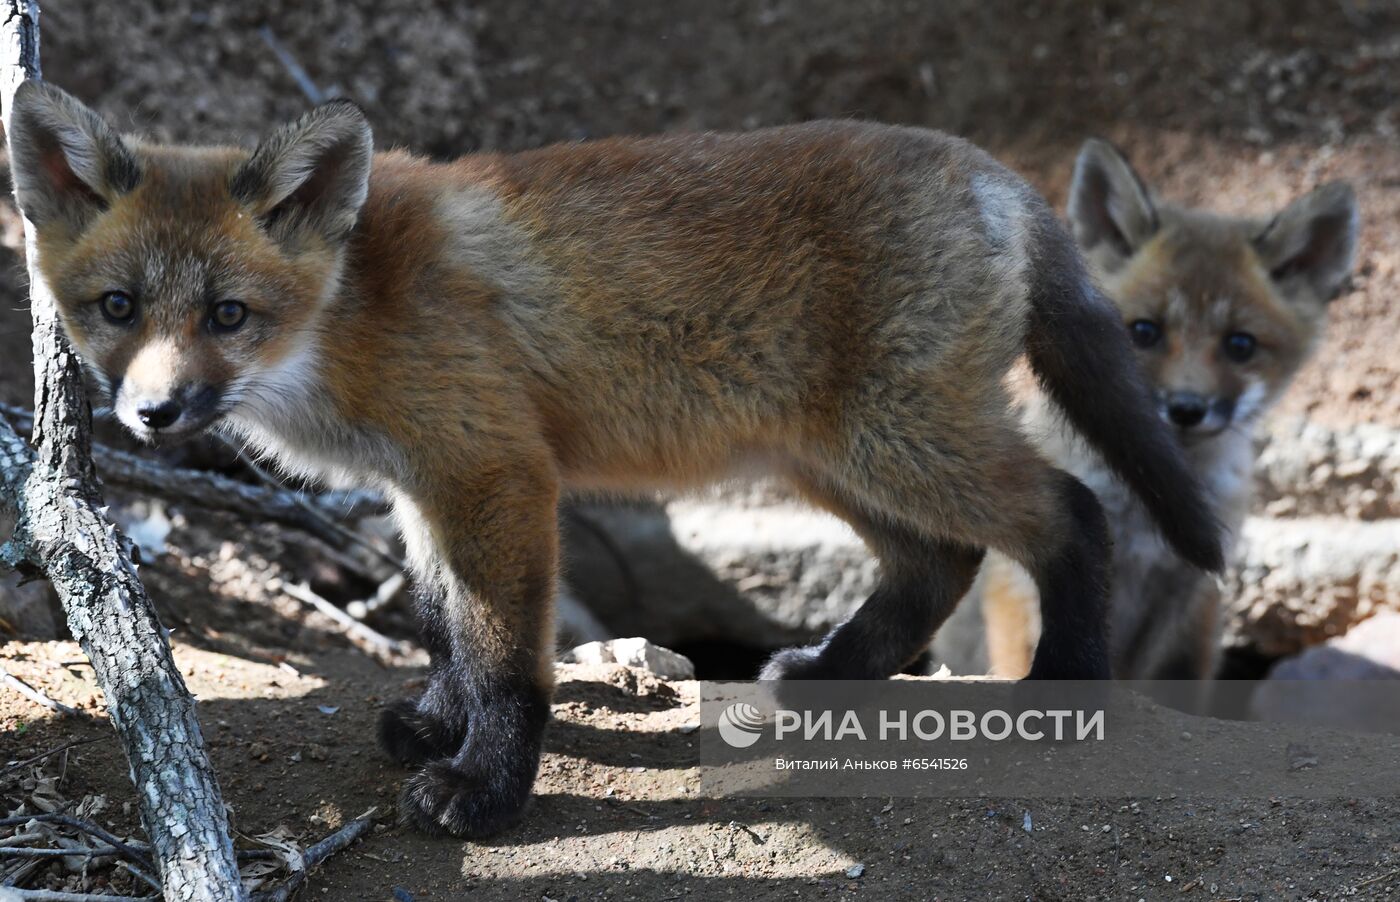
(0, 1, 245, 898)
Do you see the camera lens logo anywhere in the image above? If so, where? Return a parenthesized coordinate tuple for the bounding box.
(718, 702, 765, 748)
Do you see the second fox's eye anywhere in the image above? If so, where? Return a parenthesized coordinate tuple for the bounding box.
(1129, 319, 1162, 348)
(1223, 331, 1257, 363)
(100, 291, 136, 324)
(210, 301, 248, 332)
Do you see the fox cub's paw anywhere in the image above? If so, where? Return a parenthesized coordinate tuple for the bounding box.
(395, 679, 549, 838)
(758, 645, 825, 681)
(1023, 658, 1111, 681)
(398, 757, 535, 839)
(378, 699, 459, 766)
(1024, 637, 1111, 681)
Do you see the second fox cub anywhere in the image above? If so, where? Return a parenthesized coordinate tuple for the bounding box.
(980, 140, 1357, 681)
(9, 83, 1222, 837)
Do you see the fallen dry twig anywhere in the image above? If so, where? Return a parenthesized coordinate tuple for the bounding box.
(0, 846, 127, 859)
(0, 815, 157, 878)
(249, 808, 378, 902)
(257, 26, 330, 105)
(280, 582, 420, 662)
(0, 889, 157, 901)
(345, 572, 407, 621)
(233, 450, 403, 572)
(1354, 868, 1400, 891)
(0, 668, 77, 717)
(0, 737, 106, 779)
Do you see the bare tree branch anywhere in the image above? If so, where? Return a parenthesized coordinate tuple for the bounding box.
(0, 888, 157, 901)
(0, 814, 157, 879)
(248, 808, 378, 902)
(0, 403, 387, 554)
(280, 582, 420, 662)
(0, 667, 78, 716)
(0, 2, 245, 898)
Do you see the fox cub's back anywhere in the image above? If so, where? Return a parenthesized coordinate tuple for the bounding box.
(421, 122, 1044, 486)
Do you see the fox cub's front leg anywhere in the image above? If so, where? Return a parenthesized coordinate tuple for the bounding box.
(378, 459, 560, 838)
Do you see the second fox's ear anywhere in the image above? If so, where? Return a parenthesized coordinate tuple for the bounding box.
(230, 100, 373, 244)
(1253, 182, 1358, 302)
(1067, 138, 1158, 269)
(6, 80, 140, 231)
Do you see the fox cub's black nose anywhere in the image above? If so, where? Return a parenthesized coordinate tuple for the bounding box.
(1166, 393, 1207, 428)
(137, 400, 182, 429)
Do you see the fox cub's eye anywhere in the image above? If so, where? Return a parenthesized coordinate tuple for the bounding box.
(1223, 331, 1257, 363)
(99, 291, 136, 324)
(1128, 319, 1162, 349)
(210, 301, 248, 333)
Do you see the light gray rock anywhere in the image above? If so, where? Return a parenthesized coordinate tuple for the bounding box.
(1254, 417, 1400, 520)
(1223, 516, 1400, 659)
(560, 637, 696, 680)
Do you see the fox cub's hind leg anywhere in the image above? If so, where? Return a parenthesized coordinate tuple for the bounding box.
(1013, 474, 1112, 680)
(378, 460, 560, 838)
(764, 411, 1112, 682)
(761, 473, 984, 680)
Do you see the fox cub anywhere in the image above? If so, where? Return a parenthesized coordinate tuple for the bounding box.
(980, 140, 1357, 681)
(9, 83, 1222, 837)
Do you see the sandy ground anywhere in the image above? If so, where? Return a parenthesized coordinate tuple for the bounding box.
(2, 644, 1399, 901)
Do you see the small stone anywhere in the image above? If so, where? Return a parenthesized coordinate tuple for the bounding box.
(559, 638, 696, 680)
(1287, 743, 1319, 771)
(845, 864, 865, 879)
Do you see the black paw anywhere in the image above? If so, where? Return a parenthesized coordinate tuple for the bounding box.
(398, 758, 534, 839)
(378, 699, 458, 766)
(1024, 646, 1110, 681)
(1020, 641, 1110, 720)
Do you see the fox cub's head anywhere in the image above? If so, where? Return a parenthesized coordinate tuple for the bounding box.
(1068, 139, 1357, 442)
(7, 81, 372, 441)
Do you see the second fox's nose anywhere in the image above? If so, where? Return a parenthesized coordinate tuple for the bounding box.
(1166, 394, 1207, 428)
(137, 400, 182, 430)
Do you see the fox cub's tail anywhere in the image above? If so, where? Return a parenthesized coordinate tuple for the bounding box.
(1023, 217, 1225, 573)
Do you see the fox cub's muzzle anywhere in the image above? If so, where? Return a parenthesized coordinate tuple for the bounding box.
(1160, 390, 1235, 439)
(115, 379, 224, 441)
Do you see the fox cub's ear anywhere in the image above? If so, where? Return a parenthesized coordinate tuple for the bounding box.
(6, 80, 140, 231)
(1253, 182, 1358, 302)
(230, 100, 373, 244)
(1067, 139, 1158, 270)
